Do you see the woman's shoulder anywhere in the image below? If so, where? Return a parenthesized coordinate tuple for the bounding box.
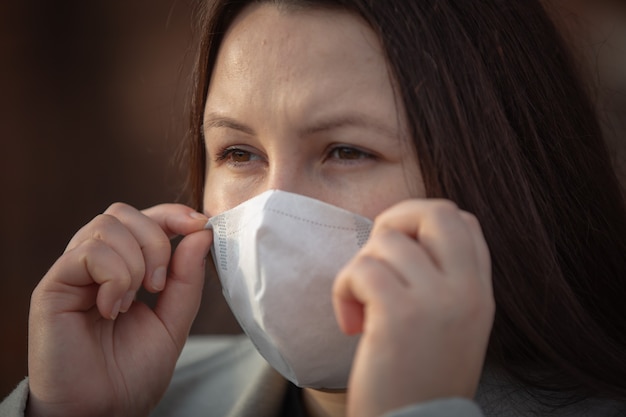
(150, 334, 287, 417)
(175, 334, 257, 370)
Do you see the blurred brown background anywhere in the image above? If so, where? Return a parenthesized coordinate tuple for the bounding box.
(0, 0, 239, 399)
(1, 0, 624, 403)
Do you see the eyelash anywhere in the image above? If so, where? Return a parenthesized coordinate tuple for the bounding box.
(326, 145, 375, 162)
(213, 145, 376, 165)
(214, 145, 270, 168)
(215, 147, 254, 162)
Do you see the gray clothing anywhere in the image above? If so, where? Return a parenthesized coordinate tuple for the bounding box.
(1, 335, 624, 416)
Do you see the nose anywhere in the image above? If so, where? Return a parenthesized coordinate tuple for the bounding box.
(264, 157, 322, 200)
(266, 160, 303, 193)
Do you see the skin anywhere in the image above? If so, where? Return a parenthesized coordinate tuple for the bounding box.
(203, 4, 494, 417)
(26, 204, 212, 417)
(25, 4, 494, 417)
(202, 5, 424, 216)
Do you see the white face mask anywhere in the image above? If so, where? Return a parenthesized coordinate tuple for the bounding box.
(206, 190, 372, 389)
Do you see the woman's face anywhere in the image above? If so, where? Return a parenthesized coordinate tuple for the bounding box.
(202, 3, 424, 218)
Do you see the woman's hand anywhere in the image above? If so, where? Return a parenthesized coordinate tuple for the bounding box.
(333, 199, 494, 417)
(26, 203, 212, 417)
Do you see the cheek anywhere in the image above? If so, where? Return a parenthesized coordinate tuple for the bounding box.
(202, 169, 231, 217)
(203, 169, 260, 216)
(352, 195, 404, 220)
(356, 168, 425, 220)
(202, 156, 424, 218)
(340, 183, 422, 221)
(203, 189, 243, 217)
(202, 193, 223, 217)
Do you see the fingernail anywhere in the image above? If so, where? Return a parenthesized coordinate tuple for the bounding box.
(120, 290, 135, 313)
(152, 266, 167, 291)
(190, 211, 208, 221)
(111, 299, 122, 320)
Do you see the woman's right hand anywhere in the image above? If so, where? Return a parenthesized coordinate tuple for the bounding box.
(26, 203, 212, 417)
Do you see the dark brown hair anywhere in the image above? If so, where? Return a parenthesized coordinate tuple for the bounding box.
(185, 0, 626, 405)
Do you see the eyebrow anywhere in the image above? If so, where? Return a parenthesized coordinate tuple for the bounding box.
(299, 114, 400, 139)
(203, 114, 256, 136)
(203, 113, 401, 140)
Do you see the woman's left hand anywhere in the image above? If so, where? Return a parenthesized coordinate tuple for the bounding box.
(333, 199, 494, 417)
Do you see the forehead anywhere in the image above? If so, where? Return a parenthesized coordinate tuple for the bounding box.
(206, 3, 401, 128)
(221, 4, 378, 60)
(215, 5, 389, 91)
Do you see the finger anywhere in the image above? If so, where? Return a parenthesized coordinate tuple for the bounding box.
(141, 204, 209, 238)
(360, 227, 440, 287)
(108, 203, 209, 293)
(374, 200, 476, 278)
(138, 204, 209, 292)
(65, 205, 167, 295)
(333, 255, 405, 335)
(65, 214, 146, 297)
(154, 229, 213, 350)
(44, 238, 132, 320)
(459, 211, 492, 290)
(67, 203, 209, 294)
(103, 203, 175, 293)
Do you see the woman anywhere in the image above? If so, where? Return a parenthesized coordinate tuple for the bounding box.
(2, 0, 626, 416)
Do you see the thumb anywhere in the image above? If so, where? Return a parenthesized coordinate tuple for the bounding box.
(154, 229, 213, 349)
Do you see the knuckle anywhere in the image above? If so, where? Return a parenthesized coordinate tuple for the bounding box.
(76, 238, 135, 286)
(429, 199, 459, 217)
(129, 259, 147, 283)
(354, 255, 393, 291)
(78, 236, 107, 254)
(105, 201, 132, 216)
(147, 235, 172, 253)
(353, 253, 380, 272)
(336, 251, 370, 281)
(90, 214, 119, 238)
(460, 211, 480, 229)
(365, 226, 395, 249)
(143, 240, 172, 270)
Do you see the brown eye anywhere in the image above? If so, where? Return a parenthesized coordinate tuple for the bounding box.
(216, 147, 262, 164)
(330, 146, 371, 160)
(230, 150, 252, 162)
